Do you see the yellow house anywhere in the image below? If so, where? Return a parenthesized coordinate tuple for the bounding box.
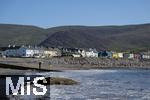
(112, 53, 119, 59)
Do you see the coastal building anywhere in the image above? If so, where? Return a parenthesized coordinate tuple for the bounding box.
(44, 48, 61, 57)
(112, 52, 125, 59)
(134, 54, 141, 59)
(3, 45, 21, 57)
(112, 52, 124, 59)
(118, 53, 123, 58)
(123, 53, 129, 59)
(128, 53, 134, 59)
(3, 45, 43, 57)
(112, 52, 119, 59)
(17, 46, 44, 57)
(0, 47, 8, 57)
(81, 48, 98, 57)
(141, 52, 150, 59)
(98, 51, 112, 58)
(123, 53, 134, 59)
(72, 53, 81, 57)
(142, 55, 150, 59)
(2, 45, 61, 58)
(61, 48, 81, 57)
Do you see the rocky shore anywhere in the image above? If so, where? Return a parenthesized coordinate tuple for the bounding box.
(37, 77, 78, 85)
(0, 57, 150, 71)
(49, 57, 150, 69)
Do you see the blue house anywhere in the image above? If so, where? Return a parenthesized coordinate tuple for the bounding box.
(98, 50, 112, 58)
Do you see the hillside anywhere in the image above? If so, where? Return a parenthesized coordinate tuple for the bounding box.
(0, 24, 47, 46)
(0, 23, 150, 51)
(41, 24, 150, 51)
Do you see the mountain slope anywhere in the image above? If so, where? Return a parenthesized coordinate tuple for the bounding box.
(0, 23, 150, 51)
(40, 24, 150, 51)
(0, 24, 48, 46)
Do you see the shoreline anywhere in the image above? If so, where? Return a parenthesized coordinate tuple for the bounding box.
(0, 58, 150, 99)
(0, 57, 150, 73)
(50, 65, 150, 71)
(0, 56, 149, 100)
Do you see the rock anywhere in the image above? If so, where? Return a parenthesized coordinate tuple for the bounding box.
(38, 77, 78, 85)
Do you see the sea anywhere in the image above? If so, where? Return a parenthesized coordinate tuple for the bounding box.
(50, 69, 150, 100)
(7, 69, 150, 100)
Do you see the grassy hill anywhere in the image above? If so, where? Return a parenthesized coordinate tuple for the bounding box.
(0, 24, 47, 46)
(0, 23, 150, 51)
(41, 24, 150, 51)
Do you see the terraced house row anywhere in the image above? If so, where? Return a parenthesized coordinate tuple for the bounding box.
(0, 45, 150, 59)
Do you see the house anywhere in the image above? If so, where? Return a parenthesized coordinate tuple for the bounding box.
(0, 47, 9, 57)
(18, 46, 44, 57)
(3, 45, 22, 57)
(72, 53, 81, 57)
(141, 52, 150, 59)
(2, 45, 62, 58)
(81, 48, 98, 57)
(2, 45, 43, 58)
(112, 53, 119, 59)
(134, 54, 141, 59)
(142, 54, 150, 59)
(123, 53, 129, 59)
(111, 52, 123, 59)
(118, 53, 123, 58)
(123, 53, 134, 59)
(98, 50, 112, 58)
(128, 54, 134, 59)
(61, 48, 81, 57)
(43, 48, 61, 57)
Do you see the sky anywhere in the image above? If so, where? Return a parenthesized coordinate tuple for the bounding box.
(0, 0, 150, 28)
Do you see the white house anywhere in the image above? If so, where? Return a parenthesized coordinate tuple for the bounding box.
(118, 53, 124, 58)
(3, 46, 44, 57)
(3, 45, 62, 58)
(142, 55, 150, 59)
(128, 53, 134, 59)
(81, 48, 98, 57)
(19, 46, 44, 57)
(141, 52, 150, 59)
(72, 53, 81, 57)
(43, 48, 61, 57)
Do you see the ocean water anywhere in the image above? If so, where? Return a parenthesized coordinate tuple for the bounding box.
(7, 69, 150, 100)
(50, 69, 150, 100)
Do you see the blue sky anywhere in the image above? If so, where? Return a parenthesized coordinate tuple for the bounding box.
(0, 0, 150, 28)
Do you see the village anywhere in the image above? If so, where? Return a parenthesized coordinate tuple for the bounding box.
(0, 45, 150, 60)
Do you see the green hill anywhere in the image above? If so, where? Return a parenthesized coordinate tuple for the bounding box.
(0, 24, 47, 46)
(41, 24, 150, 51)
(0, 23, 150, 51)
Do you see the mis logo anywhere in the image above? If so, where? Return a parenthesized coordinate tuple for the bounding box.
(0, 75, 49, 98)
